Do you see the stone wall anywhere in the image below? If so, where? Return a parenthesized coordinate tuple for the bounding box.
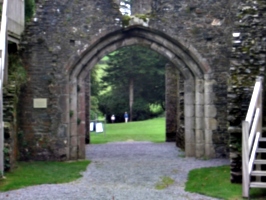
(3, 83, 18, 170)
(19, 0, 236, 160)
(229, 0, 266, 183)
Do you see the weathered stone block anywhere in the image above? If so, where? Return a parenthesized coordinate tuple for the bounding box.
(205, 105, 217, 118)
(195, 92, 204, 105)
(185, 117, 195, 130)
(205, 129, 213, 144)
(57, 124, 68, 138)
(195, 129, 205, 143)
(184, 105, 194, 118)
(69, 147, 78, 160)
(195, 117, 204, 130)
(195, 105, 204, 117)
(185, 143, 195, 157)
(78, 136, 86, 159)
(205, 118, 217, 130)
(70, 122, 78, 136)
(185, 128, 195, 144)
(205, 144, 215, 158)
(204, 92, 215, 104)
(70, 136, 78, 146)
(195, 143, 205, 158)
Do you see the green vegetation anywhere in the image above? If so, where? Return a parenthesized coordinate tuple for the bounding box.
(25, 0, 35, 22)
(155, 176, 175, 190)
(8, 54, 27, 95)
(135, 14, 149, 22)
(185, 165, 266, 200)
(98, 45, 167, 122)
(122, 15, 131, 27)
(90, 117, 165, 144)
(150, 104, 164, 116)
(0, 160, 90, 191)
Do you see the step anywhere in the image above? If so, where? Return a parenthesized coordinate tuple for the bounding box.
(254, 159, 266, 165)
(251, 170, 266, 176)
(260, 138, 266, 142)
(250, 182, 266, 188)
(257, 148, 266, 153)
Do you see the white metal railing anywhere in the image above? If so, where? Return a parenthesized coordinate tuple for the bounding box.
(0, 0, 9, 176)
(242, 76, 263, 198)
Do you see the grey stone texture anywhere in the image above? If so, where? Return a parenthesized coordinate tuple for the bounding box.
(229, 0, 266, 183)
(165, 63, 179, 142)
(19, 0, 240, 166)
(3, 85, 18, 170)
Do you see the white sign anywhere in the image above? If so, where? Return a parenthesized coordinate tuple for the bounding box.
(95, 123, 104, 133)
(90, 122, 94, 131)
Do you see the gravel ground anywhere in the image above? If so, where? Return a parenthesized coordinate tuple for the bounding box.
(0, 142, 229, 200)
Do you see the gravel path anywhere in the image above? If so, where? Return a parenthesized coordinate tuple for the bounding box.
(0, 142, 229, 200)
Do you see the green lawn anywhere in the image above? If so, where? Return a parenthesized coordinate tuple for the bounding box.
(2, 118, 265, 200)
(90, 117, 166, 144)
(185, 165, 266, 200)
(0, 160, 90, 191)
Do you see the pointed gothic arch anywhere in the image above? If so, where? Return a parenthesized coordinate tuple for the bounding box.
(64, 26, 216, 159)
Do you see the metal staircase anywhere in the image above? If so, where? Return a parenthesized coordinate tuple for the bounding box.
(242, 76, 266, 198)
(0, 0, 24, 175)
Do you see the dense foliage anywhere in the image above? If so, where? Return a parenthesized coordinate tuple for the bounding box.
(25, 0, 35, 22)
(90, 64, 102, 120)
(98, 45, 167, 122)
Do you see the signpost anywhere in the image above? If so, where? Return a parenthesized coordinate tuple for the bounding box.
(90, 119, 106, 136)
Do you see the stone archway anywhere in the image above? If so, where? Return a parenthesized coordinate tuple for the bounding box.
(64, 25, 216, 159)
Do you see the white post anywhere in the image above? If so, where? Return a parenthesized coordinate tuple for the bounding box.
(242, 121, 250, 198)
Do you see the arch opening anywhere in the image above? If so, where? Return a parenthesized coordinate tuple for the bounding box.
(64, 26, 215, 159)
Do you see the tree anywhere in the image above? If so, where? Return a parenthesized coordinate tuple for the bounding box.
(90, 64, 101, 119)
(25, 0, 35, 21)
(99, 45, 167, 122)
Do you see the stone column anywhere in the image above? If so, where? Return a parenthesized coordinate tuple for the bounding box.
(204, 76, 216, 158)
(69, 77, 78, 159)
(177, 77, 184, 149)
(184, 77, 195, 157)
(85, 74, 91, 144)
(58, 79, 70, 160)
(77, 79, 86, 159)
(195, 78, 205, 157)
(165, 63, 179, 142)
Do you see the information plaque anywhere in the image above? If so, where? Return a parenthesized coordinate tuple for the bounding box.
(33, 98, 47, 108)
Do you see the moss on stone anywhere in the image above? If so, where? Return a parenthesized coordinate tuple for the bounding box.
(135, 14, 149, 22)
(122, 15, 131, 27)
(122, 13, 152, 27)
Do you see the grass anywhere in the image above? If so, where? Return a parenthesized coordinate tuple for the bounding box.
(90, 117, 166, 144)
(185, 165, 266, 200)
(155, 176, 175, 190)
(0, 160, 90, 191)
(3, 118, 265, 199)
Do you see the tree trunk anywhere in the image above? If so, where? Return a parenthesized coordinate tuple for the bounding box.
(129, 78, 134, 121)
